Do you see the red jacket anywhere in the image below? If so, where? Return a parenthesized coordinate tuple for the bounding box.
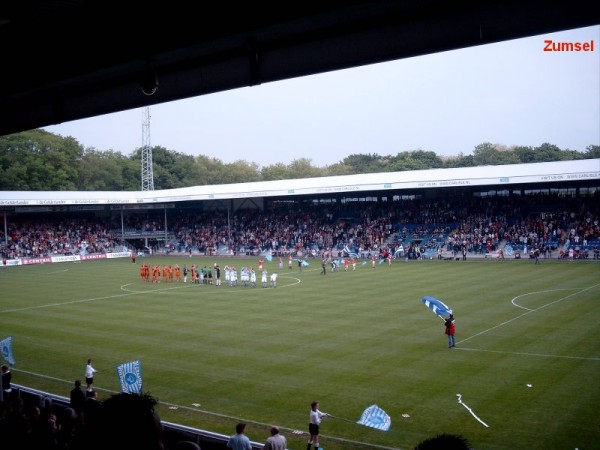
(444, 318, 455, 335)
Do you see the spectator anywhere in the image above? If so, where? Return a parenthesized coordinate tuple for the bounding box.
(70, 379, 86, 415)
(264, 425, 286, 450)
(413, 433, 472, 450)
(100, 391, 165, 450)
(1, 364, 12, 399)
(226, 422, 252, 450)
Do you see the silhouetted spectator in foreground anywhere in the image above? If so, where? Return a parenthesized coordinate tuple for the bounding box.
(100, 391, 165, 450)
(70, 379, 86, 415)
(413, 433, 472, 450)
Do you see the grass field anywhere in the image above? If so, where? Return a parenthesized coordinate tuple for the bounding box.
(1, 255, 599, 450)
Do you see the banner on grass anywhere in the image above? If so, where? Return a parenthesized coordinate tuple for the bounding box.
(421, 296, 453, 319)
(116, 360, 143, 394)
(357, 404, 391, 431)
(263, 251, 273, 262)
(0, 336, 15, 366)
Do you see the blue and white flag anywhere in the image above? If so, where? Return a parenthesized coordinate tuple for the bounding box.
(0, 336, 15, 366)
(116, 360, 143, 394)
(357, 404, 391, 431)
(422, 296, 453, 319)
(301, 259, 309, 266)
(263, 250, 273, 262)
(343, 245, 360, 259)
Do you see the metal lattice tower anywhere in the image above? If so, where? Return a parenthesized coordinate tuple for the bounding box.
(141, 106, 154, 191)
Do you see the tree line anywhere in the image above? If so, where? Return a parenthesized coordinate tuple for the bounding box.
(0, 129, 598, 191)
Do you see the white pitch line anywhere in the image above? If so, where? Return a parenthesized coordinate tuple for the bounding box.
(0, 290, 146, 314)
(459, 282, 600, 346)
(120, 283, 191, 294)
(454, 347, 600, 361)
(511, 288, 580, 311)
(120, 276, 303, 292)
(12, 370, 402, 450)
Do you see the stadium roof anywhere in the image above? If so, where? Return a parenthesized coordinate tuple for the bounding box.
(1, 1, 598, 137)
(1, 160, 598, 207)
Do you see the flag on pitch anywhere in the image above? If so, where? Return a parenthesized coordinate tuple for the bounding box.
(0, 336, 15, 366)
(263, 250, 273, 262)
(343, 245, 359, 259)
(357, 404, 391, 431)
(301, 259, 309, 266)
(422, 296, 453, 319)
(116, 360, 143, 394)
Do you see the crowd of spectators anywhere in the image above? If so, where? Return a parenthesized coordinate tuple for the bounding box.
(1, 193, 599, 261)
(0, 388, 202, 450)
(0, 216, 121, 260)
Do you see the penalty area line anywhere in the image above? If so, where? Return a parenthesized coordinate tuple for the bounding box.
(454, 347, 600, 361)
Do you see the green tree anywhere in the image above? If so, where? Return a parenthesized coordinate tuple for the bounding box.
(79, 148, 134, 190)
(322, 162, 354, 176)
(0, 129, 82, 190)
(513, 145, 537, 163)
(388, 150, 443, 171)
(287, 158, 325, 179)
(585, 145, 600, 159)
(220, 160, 262, 184)
(261, 163, 291, 181)
(339, 153, 387, 173)
(531, 143, 565, 162)
(472, 143, 518, 166)
(442, 153, 474, 168)
(192, 154, 228, 185)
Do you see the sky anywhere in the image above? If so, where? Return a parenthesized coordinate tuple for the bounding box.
(43, 25, 599, 168)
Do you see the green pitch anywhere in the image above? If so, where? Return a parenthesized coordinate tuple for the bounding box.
(1, 256, 599, 450)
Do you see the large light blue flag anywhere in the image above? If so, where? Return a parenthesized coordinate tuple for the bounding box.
(0, 336, 15, 366)
(301, 259, 309, 266)
(422, 296, 453, 319)
(263, 251, 273, 262)
(116, 360, 143, 394)
(357, 404, 391, 431)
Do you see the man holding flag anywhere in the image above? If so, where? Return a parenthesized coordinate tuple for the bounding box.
(421, 297, 455, 348)
(445, 314, 456, 348)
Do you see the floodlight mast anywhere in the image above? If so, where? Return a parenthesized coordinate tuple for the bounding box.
(141, 106, 154, 191)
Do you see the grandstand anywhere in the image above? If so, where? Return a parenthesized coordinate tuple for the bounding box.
(2, 159, 599, 263)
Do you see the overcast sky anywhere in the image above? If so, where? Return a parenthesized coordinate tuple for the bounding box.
(43, 25, 599, 168)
